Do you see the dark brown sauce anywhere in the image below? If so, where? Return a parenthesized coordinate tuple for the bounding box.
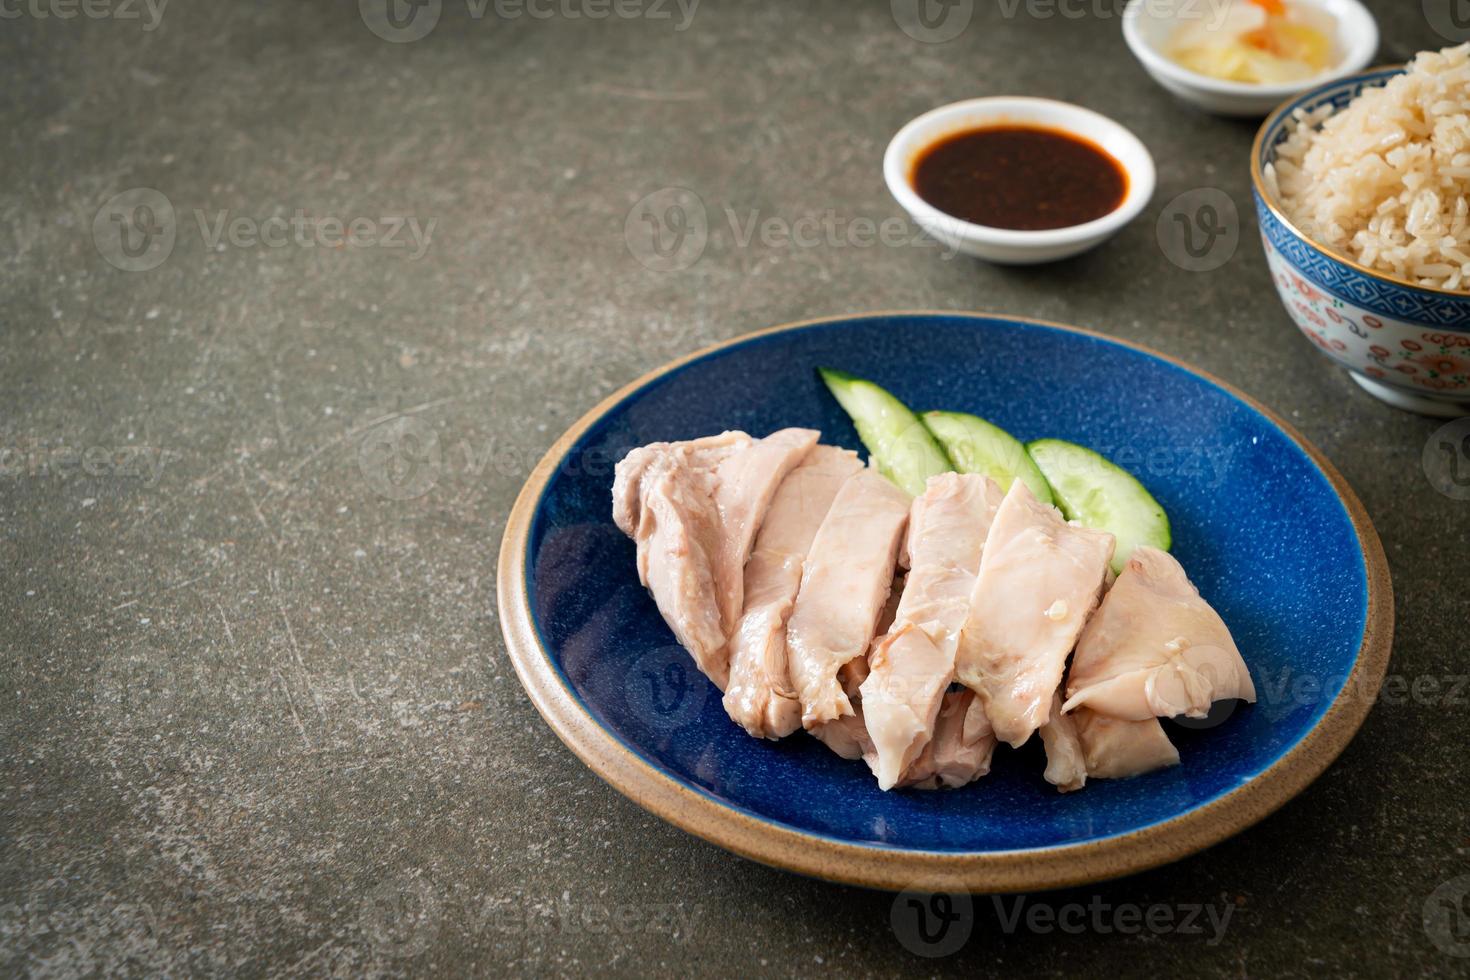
(911, 125, 1128, 231)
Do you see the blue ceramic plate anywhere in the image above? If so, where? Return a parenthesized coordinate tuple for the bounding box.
(498, 313, 1392, 892)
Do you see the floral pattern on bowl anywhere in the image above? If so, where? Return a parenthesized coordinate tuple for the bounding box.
(1252, 68, 1470, 415)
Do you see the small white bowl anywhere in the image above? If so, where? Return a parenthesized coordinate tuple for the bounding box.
(1122, 0, 1378, 117)
(883, 97, 1156, 266)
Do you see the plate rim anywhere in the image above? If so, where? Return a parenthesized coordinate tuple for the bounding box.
(496, 310, 1394, 893)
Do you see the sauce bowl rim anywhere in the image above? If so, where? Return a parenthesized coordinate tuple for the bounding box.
(883, 96, 1156, 248)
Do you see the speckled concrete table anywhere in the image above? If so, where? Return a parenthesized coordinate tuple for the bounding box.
(3, 1, 1469, 976)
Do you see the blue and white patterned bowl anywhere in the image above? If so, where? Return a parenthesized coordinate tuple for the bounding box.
(1253, 67, 1470, 418)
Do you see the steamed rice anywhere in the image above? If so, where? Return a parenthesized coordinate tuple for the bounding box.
(1266, 44, 1470, 291)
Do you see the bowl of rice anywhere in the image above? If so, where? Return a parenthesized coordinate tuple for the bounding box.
(1254, 44, 1470, 417)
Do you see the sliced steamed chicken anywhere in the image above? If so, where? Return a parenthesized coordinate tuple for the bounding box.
(860, 473, 1005, 789)
(1072, 710, 1180, 779)
(898, 690, 996, 790)
(612, 428, 818, 689)
(723, 445, 863, 739)
(1062, 546, 1256, 721)
(809, 706, 875, 761)
(954, 480, 1115, 748)
(786, 468, 911, 728)
(612, 431, 751, 685)
(709, 428, 823, 632)
(1038, 692, 1087, 793)
(806, 570, 902, 760)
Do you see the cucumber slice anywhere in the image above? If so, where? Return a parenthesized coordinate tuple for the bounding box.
(1026, 438, 1171, 574)
(922, 410, 1055, 506)
(818, 369, 953, 496)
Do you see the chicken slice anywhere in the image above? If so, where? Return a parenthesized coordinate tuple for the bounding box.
(837, 573, 905, 700)
(786, 469, 911, 728)
(875, 572, 906, 636)
(860, 473, 1004, 789)
(710, 428, 822, 632)
(1038, 692, 1087, 793)
(898, 690, 996, 790)
(612, 432, 751, 685)
(954, 481, 1115, 748)
(808, 706, 874, 761)
(1072, 710, 1180, 779)
(722, 446, 863, 739)
(612, 429, 817, 690)
(1062, 546, 1256, 721)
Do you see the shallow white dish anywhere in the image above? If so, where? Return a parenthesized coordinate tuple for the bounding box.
(1122, 0, 1378, 117)
(883, 97, 1155, 266)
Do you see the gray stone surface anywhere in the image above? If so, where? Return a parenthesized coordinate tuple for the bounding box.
(2, 0, 1468, 976)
